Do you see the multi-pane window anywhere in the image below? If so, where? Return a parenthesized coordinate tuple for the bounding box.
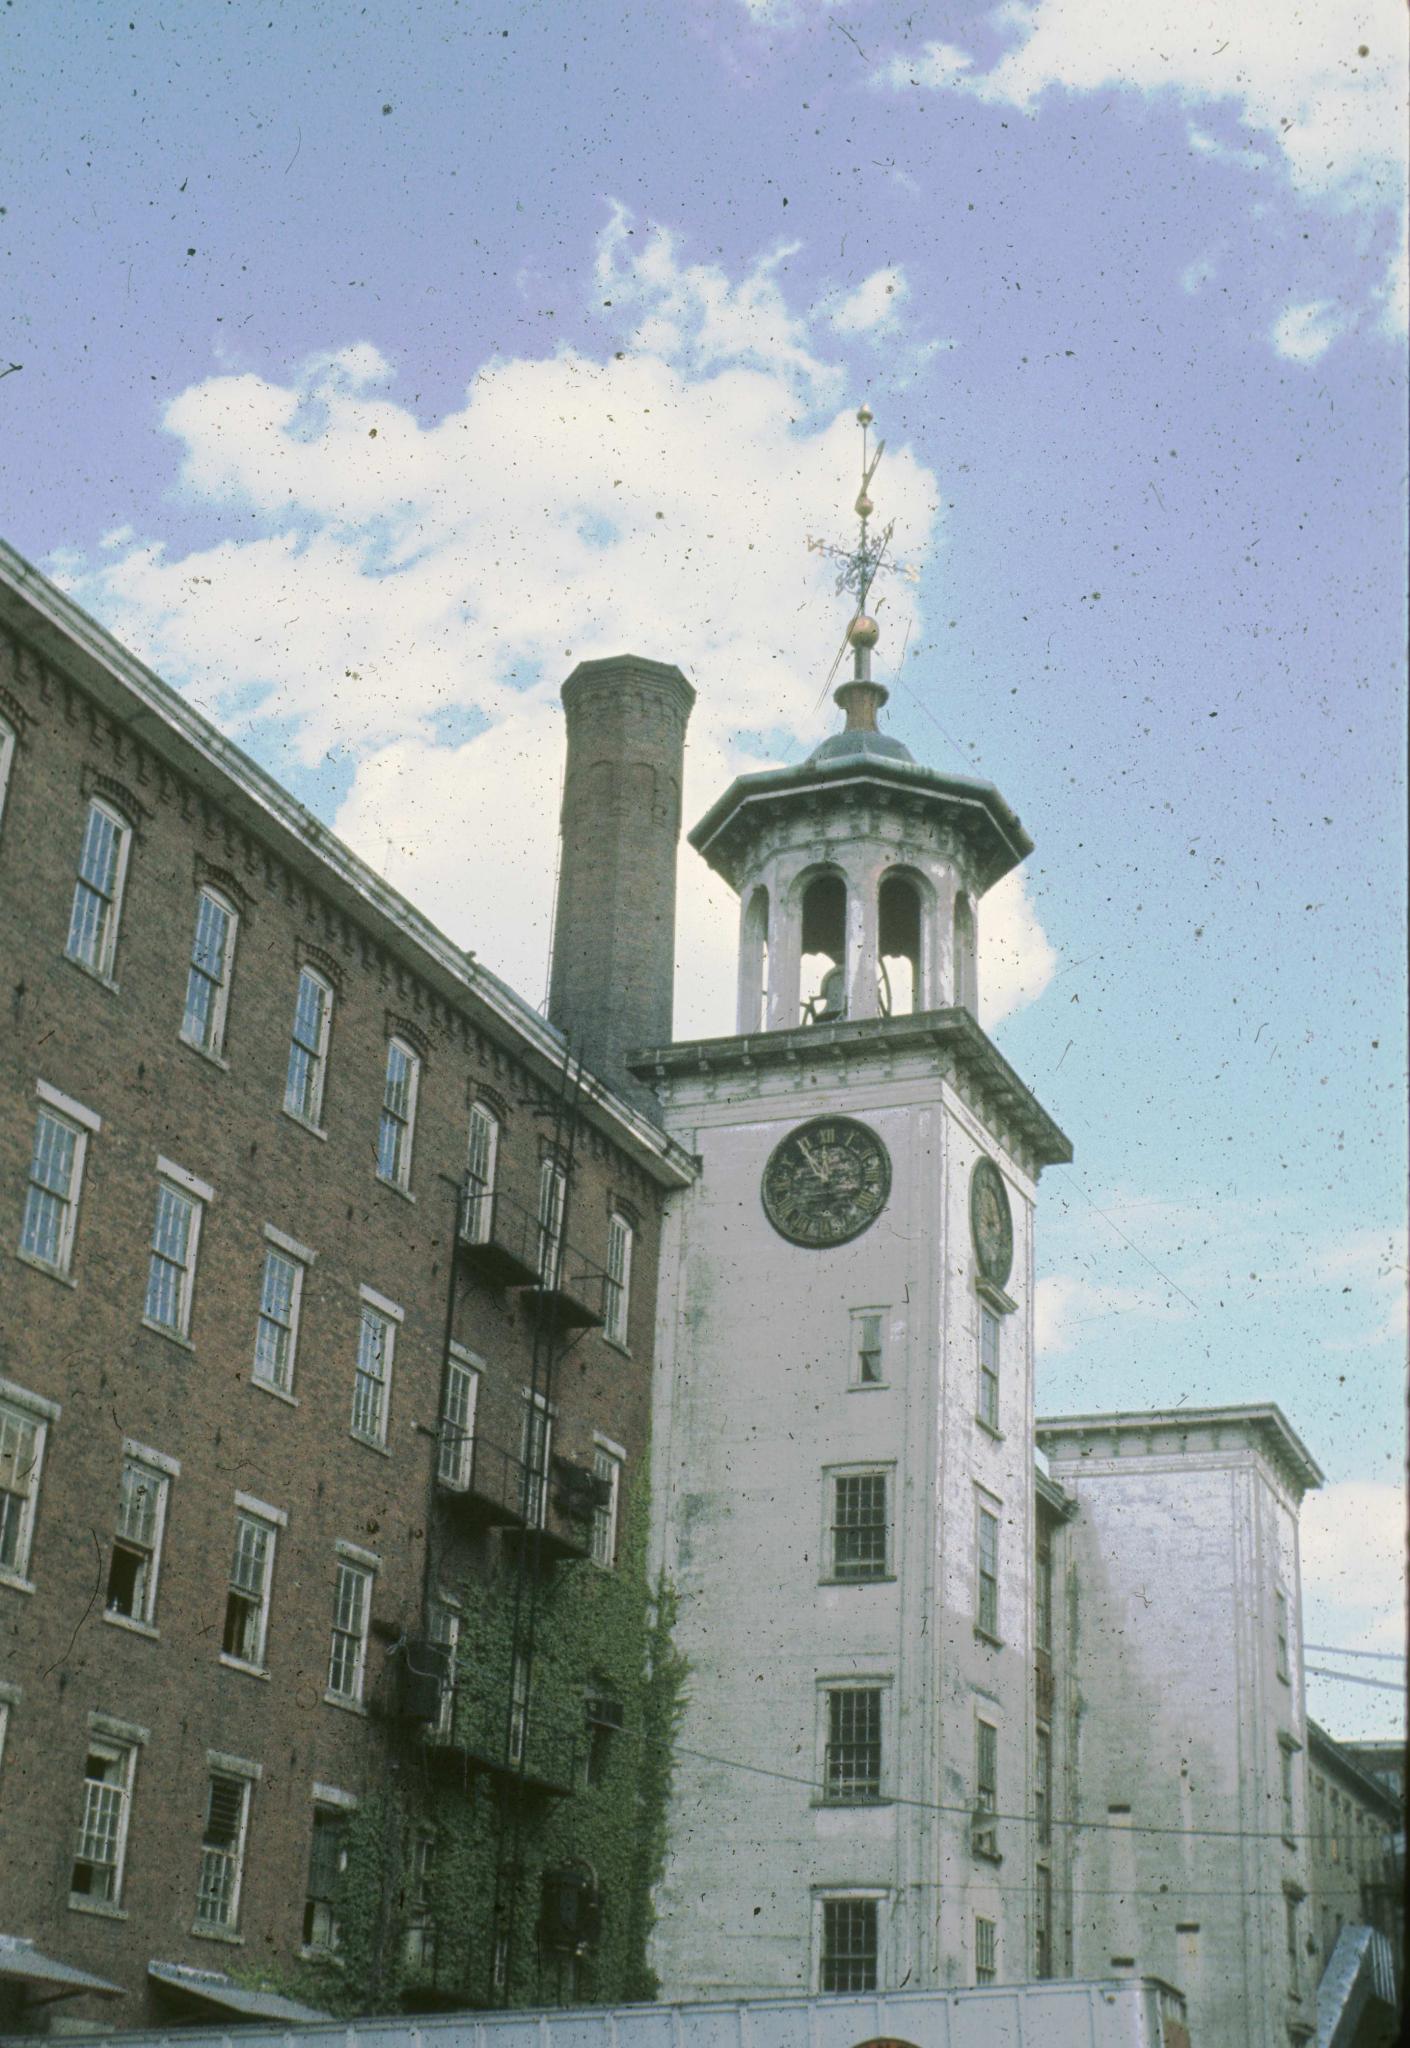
(975, 1914, 997, 1985)
(604, 1213, 633, 1347)
(437, 1351, 479, 1490)
(0, 1393, 50, 1582)
(253, 1244, 304, 1395)
(303, 1804, 350, 1951)
(1034, 1864, 1053, 1979)
(1275, 1588, 1290, 1681)
(824, 1688, 883, 1802)
(352, 1299, 396, 1445)
(1035, 1724, 1052, 1848)
(976, 1501, 1001, 1637)
(853, 1310, 884, 1385)
(974, 1719, 999, 1856)
(65, 798, 130, 978)
(20, 1101, 92, 1275)
(328, 1557, 373, 1704)
(428, 1603, 459, 1741)
(196, 1771, 251, 1931)
(70, 1739, 137, 1905)
(181, 888, 237, 1057)
(537, 1159, 567, 1283)
(463, 1103, 499, 1243)
(522, 1395, 552, 1529)
(1035, 1535, 1054, 1654)
(144, 1176, 204, 1337)
(978, 1306, 1000, 1429)
(376, 1038, 420, 1189)
(830, 1470, 889, 1581)
(591, 1444, 622, 1568)
(223, 1509, 278, 1669)
(819, 1897, 878, 1993)
(0, 715, 14, 830)
(403, 1832, 438, 1969)
(508, 1651, 530, 1766)
(284, 967, 332, 1126)
(106, 1456, 170, 1627)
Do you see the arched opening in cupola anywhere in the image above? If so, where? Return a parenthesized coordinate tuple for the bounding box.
(741, 885, 770, 1033)
(878, 870, 923, 1017)
(799, 871, 847, 1025)
(953, 890, 978, 1013)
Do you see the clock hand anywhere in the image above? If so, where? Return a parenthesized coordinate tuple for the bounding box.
(796, 1136, 832, 1182)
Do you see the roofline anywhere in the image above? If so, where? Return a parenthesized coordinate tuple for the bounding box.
(1306, 1721, 1405, 1819)
(0, 540, 695, 1190)
(1036, 1404, 1325, 1492)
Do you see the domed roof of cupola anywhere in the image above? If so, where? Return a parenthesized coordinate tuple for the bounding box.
(807, 725, 914, 767)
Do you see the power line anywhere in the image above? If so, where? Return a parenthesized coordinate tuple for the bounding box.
(1305, 1645, 1405, 1663)
(1306, 1667, 1406, 1693)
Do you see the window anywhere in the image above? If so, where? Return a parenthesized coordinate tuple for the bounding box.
(0, 1384, 55, 1584)
(509, 1651, 529, 1766)
(1035, 1535, 1054, 1655)
(284, 967, 332, 1126)
(253, 1236, 308, 1396)
(428, 1602, 459, 1741)
(537, 1159, 566, 1283)
(830, 1469, 890, 1581)
(438, 1348, 479, 1490)
(0, 715, 14, 831)
(522, 1394, 552, 1529)
(975, 1914, 997, 1985)
(978, 1306, 1000, 1430)
(463, 1103, 499, 1243)
(976, 1500, 1000, 1637)
(376, 1038, 420, 1189)
(144, 1169, 208, 1338)
(852, 1309, 885, 1386)
(303, 1804, 351, 1951)
(403, 1831, 438, 1970)
(19, 1090, 97, 1275)
(181, 888, 238, 1057)
(1034, 1864, 1053, 1978)
(974, 1719, 999, 1856)
(106, 1452, 172, 1628)
(1280, 1741, 1296, 1842)
(604, 1213, 633, 1346)
(1035, 1724, 1052, 1848)
(352, 1293, 399, 1446)
(223, 1505, 280, 1670)
(196, 1769, 252, 1931)
(1284, 1894, 1300, 1991)
(70, 1737, 138, 1906)
(591, 1442, 622, 1568)
(819, 1897, 878, 1993)
(65, 798, 130, 979)
(823, 1687, 882, 1802)
(1275, 1587, 1290, 1682)
(328, 1555, 374, 1704)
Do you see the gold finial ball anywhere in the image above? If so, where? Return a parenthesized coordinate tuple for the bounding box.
(848, 614, 881, 650)
(855, 491, 874, 519)
(856, 404, 874, 427)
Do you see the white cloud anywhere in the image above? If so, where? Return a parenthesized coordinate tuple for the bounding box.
(1300, 1480, 1406, 1735)
(1179, 252, 1219, 296)
(54, 210, 1052, 1045)
(1270, 296, 1349, 362)
(1035, 1271, 1187, 1354)
(979, 867, 1058, 1028)
(828, 266, 910, 336)
(878, 41, 975, 92)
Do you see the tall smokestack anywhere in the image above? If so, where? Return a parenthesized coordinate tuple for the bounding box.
(548, 655, 695, 1103)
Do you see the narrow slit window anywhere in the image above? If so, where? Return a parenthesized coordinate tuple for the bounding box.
(976, 1503, 1000, 1637)
(978, 1306, 1000, 1429)
(181, 889, 237, 1057)
(0, 715, 14, 831)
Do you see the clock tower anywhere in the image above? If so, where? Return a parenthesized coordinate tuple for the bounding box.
(633, 415, 1072, 2000)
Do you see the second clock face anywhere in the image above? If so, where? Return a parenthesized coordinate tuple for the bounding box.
(761, 1115, 891, 1248)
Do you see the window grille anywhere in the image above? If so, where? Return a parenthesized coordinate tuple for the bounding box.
(463, 1105, 499, 1243)
(977, 1505, 1000, 1636)
(284, 968, 331, 1124)
(66, 800, 128, 976)
(254, 1249, 301, 1393)
(975, 1914, 997, 1984)
(223, 1513, 274, 1665)
(824, 1688, 882, 1801)
(20, 1110, 82, 1272)
(377, 1039, 419, 1187)
(328, 1560, 371, 1702)
(145, 1182, 199, 1335)
(0, 1402, 43, 1577)
(604, 1215, 633, 1346)
(438, 1356, 478, 1490)
(820, 1897, 877, 1993)
(352, 1306, 393, 1443)
(831, 1471, 888, 1581)
(196, 1773, 249, 1930)
(182, 890, 236, 1055)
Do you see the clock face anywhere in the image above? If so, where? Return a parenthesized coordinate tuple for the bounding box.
(970, 1156, 1014, 1288)
(760, 1116, 891, 1248)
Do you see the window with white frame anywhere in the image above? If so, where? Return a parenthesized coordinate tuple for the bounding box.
(284, 967, 332, 1126)
(978, 1306, 1001, 1430)
(181, 888, 238, 1057)
(1035, 1723, 1052, 1848)
(303, 1801, 351, 1951)
(973, 1718, 999, 1857)
(69, 1733, 139, 1906)
(0, 1383, 56, 1583)
(591, 1441, 622, 1567)
(19, 1089, 97, 1276)
(604, 1213, 633, 1347)
(328, 1554, 374, 1704)
(822, 1686, 883, 1802)
(976, 1497, 1001, 1638)
(428, 1601, 460, 1741)
(403, 1830, 438, 1969)
(438, 1348, 479, 1490)
(463, 1102, 499, 1243)
(352, 1294, 398, 1445)
(522, 1393, 552, 1528)
(975, 1914, 997, 1985)
(65, 798, 131, 979)
(222, 1503, 280, 1670)
(0, 715, 14, 831)
(376, 1037, 420, 1189)
(828, 1467, 891, 1581)
(144, 1167, 208, 1337)
(818, 1895, 879, 1993)
(253, 1235, 308, 1395)
(195, 1767, 253, 1931)
(851, 1308, 886, 1386)
(105, 1450, 173, 1628)
(537, 1159, 566, 1283)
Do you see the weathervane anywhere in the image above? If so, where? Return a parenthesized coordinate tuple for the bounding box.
(808, 406, 920, 706)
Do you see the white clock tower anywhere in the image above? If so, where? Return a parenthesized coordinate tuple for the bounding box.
(635, 415, 1072, 2000)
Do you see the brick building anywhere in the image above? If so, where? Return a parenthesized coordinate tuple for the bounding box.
(0, 543, 695, 2029)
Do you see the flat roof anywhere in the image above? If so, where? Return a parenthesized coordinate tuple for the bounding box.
(1037, 1403, 1324, 1494)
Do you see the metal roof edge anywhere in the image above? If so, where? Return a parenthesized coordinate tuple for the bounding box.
(1037, 1404, 1325, 1493)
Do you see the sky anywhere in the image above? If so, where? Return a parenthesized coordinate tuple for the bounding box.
(2, 1, 1404, 1739)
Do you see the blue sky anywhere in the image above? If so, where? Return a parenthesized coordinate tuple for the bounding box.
(3, 1, 1404, 1734)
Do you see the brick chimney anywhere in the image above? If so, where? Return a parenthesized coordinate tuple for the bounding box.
(548, 656, 695, 1103)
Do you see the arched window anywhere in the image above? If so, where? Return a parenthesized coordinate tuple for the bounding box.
(800, 872, 847, 1025)
(954, 892, 977, 1013)
(878, 872, 923, 1017)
